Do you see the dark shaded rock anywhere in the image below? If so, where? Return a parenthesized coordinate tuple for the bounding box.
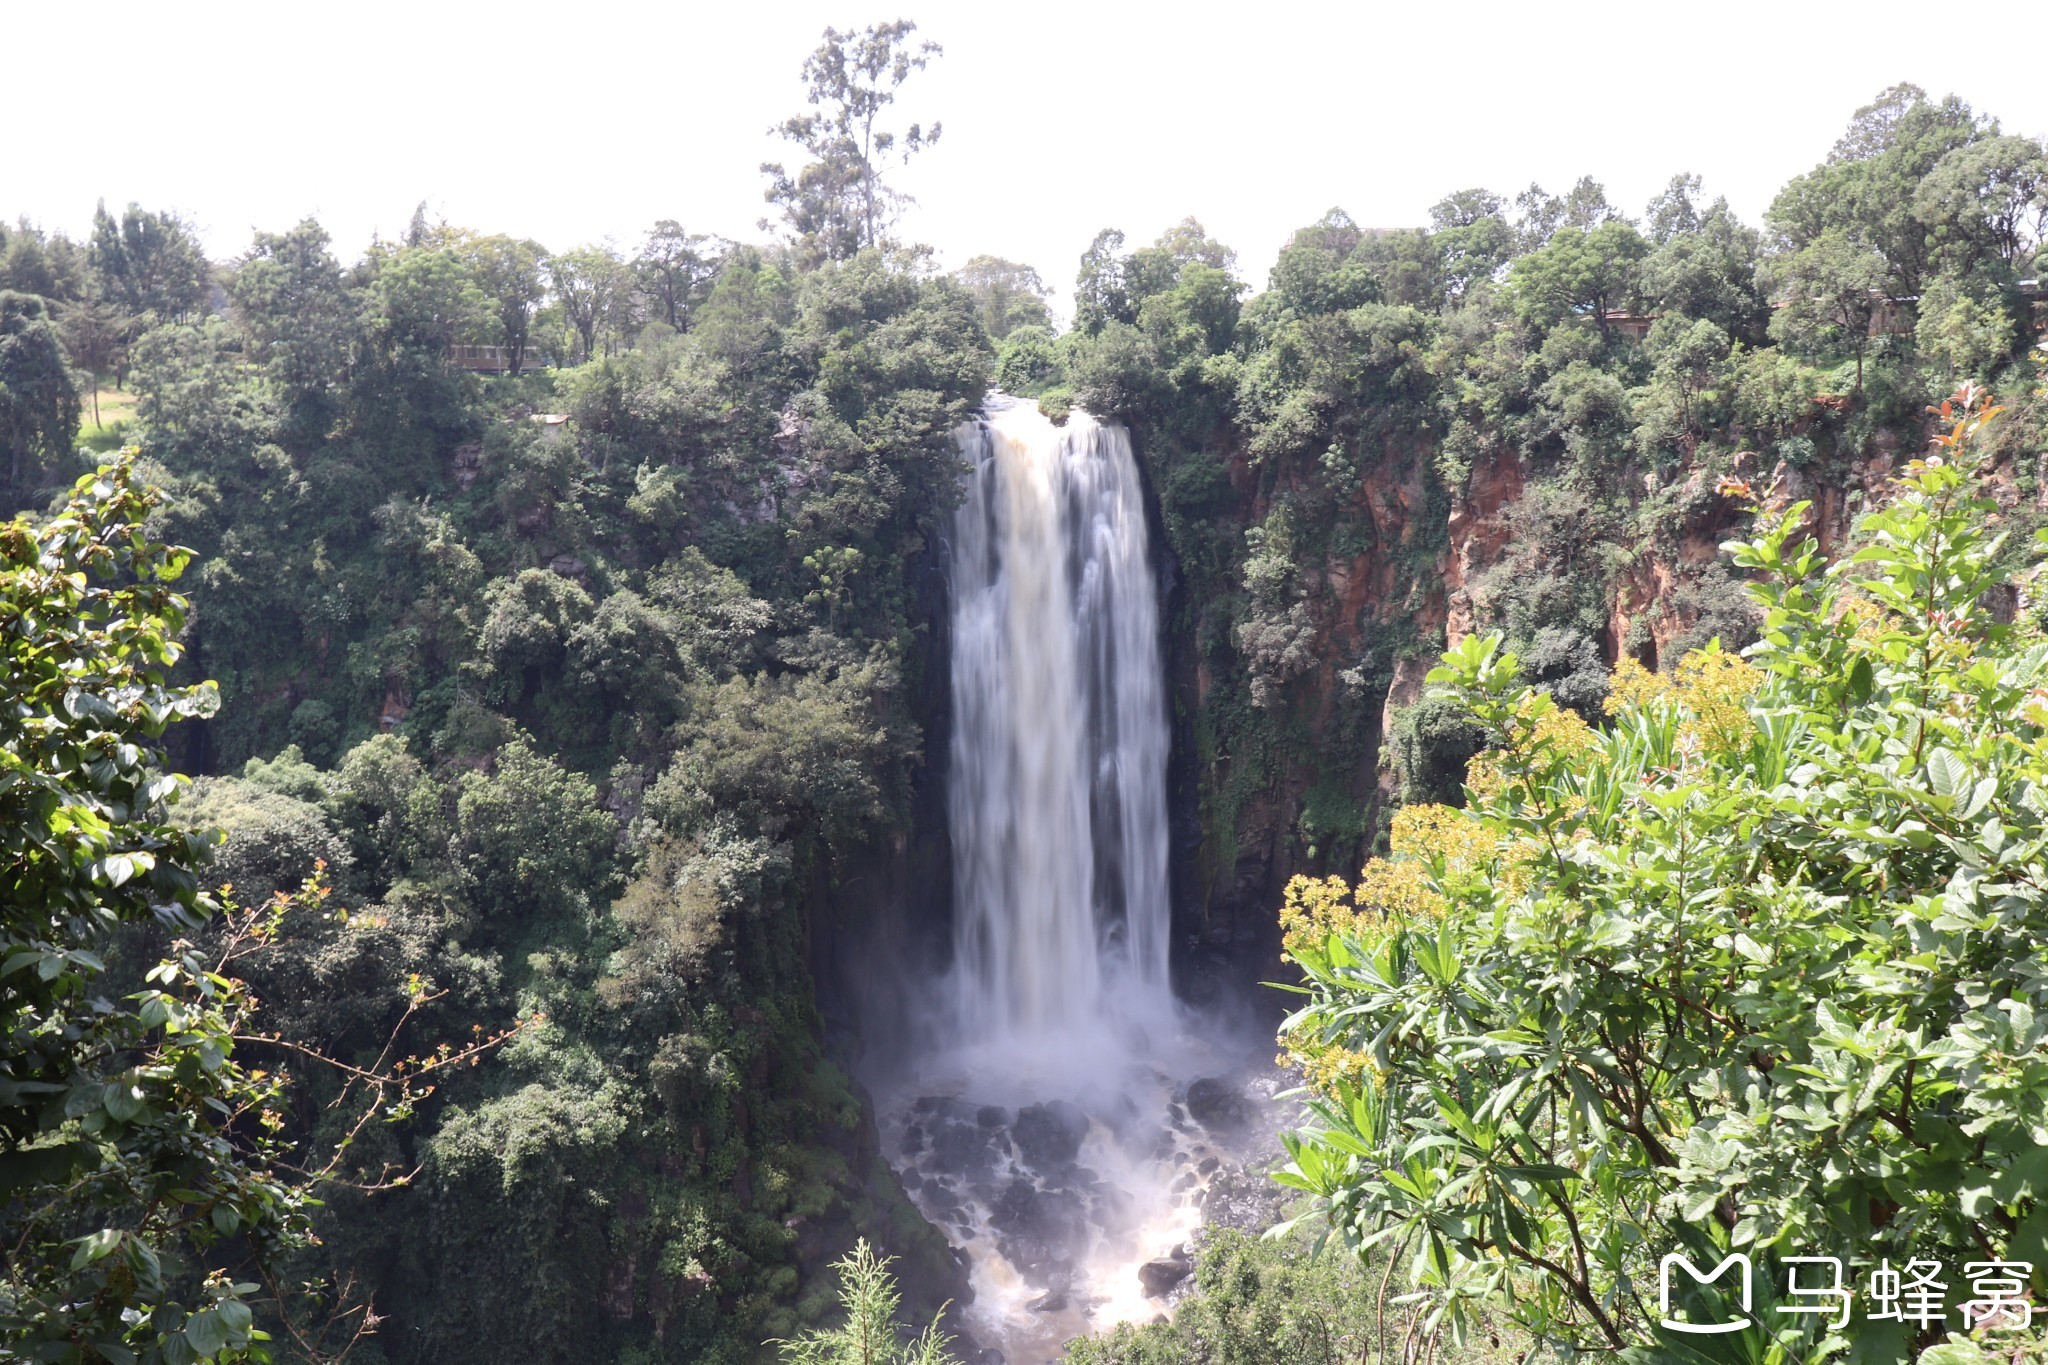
(990, 1178, 1088, 1272)
(929, 1114, 1001, 1177)
(1012, 1100, 1089, 1171)
(1185, 1077, 1252, 1135)
(1139, 1255, 1193, 1297)
(977, 1104, 1010, 1128)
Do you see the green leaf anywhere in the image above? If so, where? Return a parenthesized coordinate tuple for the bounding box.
(69, 1228, 120, 1269)
(183, 1309, 228, 1358)
(215, 1299, 252, 1335)
(102, 1081, 144, 1123)
(1927, 747, 1967, 799)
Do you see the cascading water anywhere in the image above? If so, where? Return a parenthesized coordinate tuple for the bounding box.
(946, 396, 1172, 1044)
(879, 397, 1265, 1362)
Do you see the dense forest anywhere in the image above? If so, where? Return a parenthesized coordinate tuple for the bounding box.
(4, 19, 2048, 1365)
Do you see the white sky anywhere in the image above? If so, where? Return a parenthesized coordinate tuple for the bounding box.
(8, 0, 2045, 312)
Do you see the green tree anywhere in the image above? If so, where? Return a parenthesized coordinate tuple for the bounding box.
(88, 202, 211, 325)
(1507, 219, 1649, 339)
(993, 322, 1062, 395)
(1638, 176, 1770, 342)
(1912, 134, 2048, 272)
(471, 234, 548, 372)
(56, 285, 132, 424)
(0, 290, 81, 490)
(1275, 391, 2048, 1363)
(1767, 226, 1888, 390)
(1914, 275, 2017, 388)
(0, 462, 496, 1363)
(0, 220, 87, 304)
(950, 254, 1052, 339)
(229, 219, 355, 425)
(362, 239, 492, 357)
(1769, 84, 1983, 298)
(634, 220, 720, 331)
(774, 1240, 958, 1365)
(1074, 228, 1134, 335)
(762, 20, 943, 260)
(547, 244, 630, 363)
(1430, 190, 1515, 299)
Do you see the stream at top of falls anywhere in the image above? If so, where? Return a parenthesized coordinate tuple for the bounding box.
(876, 396, 1276, 1364)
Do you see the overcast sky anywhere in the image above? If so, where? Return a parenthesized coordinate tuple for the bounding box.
(9, 0, 2045, 311)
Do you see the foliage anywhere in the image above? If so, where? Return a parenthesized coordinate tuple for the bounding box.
(772, 1240, 958, 1365)
(762, 21, 943, 261)
(0, 462, 518, 1364)
(0, 290, 81, 491)
(951, 256, 1052, 341)
(1274, 391, 2048, 1361)
(1069, 1226, 1531, 1365)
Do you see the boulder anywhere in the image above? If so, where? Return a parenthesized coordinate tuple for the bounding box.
(1138, 1255, 1193, 1297)
(1012, 1100, 1089, 1171)
(1185, 1077, 1252, 1136)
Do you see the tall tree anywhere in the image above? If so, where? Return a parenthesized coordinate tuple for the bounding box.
(1507, 219, 1649, 338)
(0, 220, 87, 304)
(1430, 189, 1514, 298)
(472, 234, 549, 372)
(230, 218, 355, 422)
(1638, 181, 1770, 342)
(549, 244, 631, 362)
(762, 20, 942, 260)
(951, 255, 1052, 339)
(635, 221, 721, 332)
(1912, 134, 2048, 271)
(1769, 84, 1983, 297)
(56, 285, 130, 425)
(1767, 227, 1888, 390)
(87, 201, 210, 324)
(1073, 228, 1133, 335)
(0, 291, 80, 489)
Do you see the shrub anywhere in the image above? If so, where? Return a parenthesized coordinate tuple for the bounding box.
(1275, 390, 2048, 1362)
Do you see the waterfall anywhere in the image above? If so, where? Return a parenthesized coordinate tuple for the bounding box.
(946, 397, 1172, 1044)
(879, 396, 1260, 1361)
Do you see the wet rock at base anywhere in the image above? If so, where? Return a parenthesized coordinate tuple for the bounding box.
(989, 1178, 1088, 1273)
(1184, 1077, 1253, 1136)
(1138, 1253, 1193, 1297)
(1011, 1100, 1089, 1172)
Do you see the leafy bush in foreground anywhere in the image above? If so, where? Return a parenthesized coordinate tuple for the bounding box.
(1277, 390, 2048, 1363)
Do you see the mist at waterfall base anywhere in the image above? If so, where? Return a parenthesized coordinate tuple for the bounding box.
(874, 397, 1272, 1362)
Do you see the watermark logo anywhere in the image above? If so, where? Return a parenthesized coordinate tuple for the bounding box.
(1660, 1252, 1752, 1334)
(1658, 1254, 2035, 1335)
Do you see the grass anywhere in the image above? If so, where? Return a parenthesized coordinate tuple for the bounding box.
(77, 384, 138, 453)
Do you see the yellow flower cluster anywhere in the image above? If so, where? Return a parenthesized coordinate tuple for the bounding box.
(1604, 644, 1763, 753)
(1277, 1024, 1377, 1091)
(1467, 696, 1602, 801)
(1389, 801, 1491, 872)
(1277, 803, 1494, 955)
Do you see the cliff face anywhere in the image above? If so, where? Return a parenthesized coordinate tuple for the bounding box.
(1145, 417, 1936, 1014)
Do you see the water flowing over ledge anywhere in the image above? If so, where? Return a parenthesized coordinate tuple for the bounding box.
(879, 397, 1266, 1362)
(946, 397, 1173, 1046)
